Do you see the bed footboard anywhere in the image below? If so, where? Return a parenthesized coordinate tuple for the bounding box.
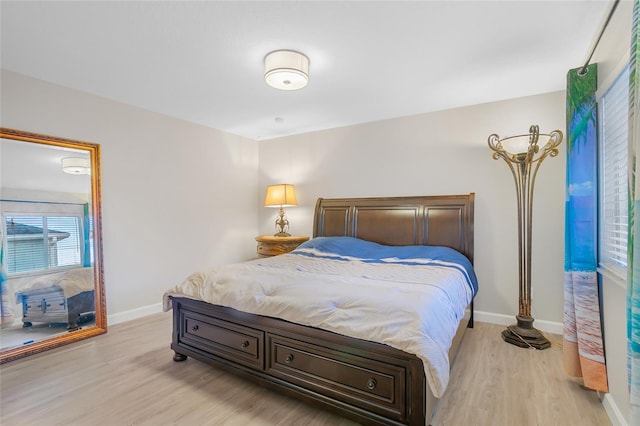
(171, 296, 430, 426)
(171, 296, 472, 425)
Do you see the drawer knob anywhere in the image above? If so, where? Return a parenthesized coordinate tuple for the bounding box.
(285, 354, 294, 364)
(191, 324, 199, 332)
(367, 378, 377, 390)
(241, 341, 250, 348)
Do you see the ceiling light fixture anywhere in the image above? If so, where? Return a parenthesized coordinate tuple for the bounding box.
(264, 50, 309, 90)
(62, 157, 90, 175)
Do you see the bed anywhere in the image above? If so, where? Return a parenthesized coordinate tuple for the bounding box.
(5, 267, 95, 329)
(164, 194, 476, 425)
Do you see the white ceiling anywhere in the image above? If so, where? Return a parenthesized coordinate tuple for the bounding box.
(1, 138, 91, 195)
(0, 1, 611, 141)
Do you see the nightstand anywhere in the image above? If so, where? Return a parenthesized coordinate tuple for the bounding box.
(255, 235, 310, 257)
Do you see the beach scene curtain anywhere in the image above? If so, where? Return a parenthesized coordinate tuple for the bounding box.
(629, 0, 639, 422)
(564, 63, 608, 392)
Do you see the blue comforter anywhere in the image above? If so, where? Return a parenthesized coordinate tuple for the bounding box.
(293, 236, 478, 295)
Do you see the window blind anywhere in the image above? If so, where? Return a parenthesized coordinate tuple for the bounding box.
(598, 64, 630, 274)
(5, 215, 83, 275)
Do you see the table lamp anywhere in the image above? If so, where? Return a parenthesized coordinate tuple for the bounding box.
(264, 184, 298, 237)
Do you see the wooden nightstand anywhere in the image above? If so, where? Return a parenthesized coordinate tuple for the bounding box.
(255, 235, 310, 257)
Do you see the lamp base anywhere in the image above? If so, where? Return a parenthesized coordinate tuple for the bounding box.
(501, 315, 551, 350)
(273, 232, 291, 237)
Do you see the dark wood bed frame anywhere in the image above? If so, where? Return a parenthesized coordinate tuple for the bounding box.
(170, 193, 475, 425)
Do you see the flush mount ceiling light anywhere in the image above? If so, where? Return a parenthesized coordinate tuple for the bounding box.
(264, 50, 309, 90)
(62, 157, 90, 175)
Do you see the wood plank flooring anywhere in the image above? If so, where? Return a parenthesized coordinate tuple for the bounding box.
(0, 313, 610, 426)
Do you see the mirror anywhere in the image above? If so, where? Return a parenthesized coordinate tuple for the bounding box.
(0, 128, 106, 363)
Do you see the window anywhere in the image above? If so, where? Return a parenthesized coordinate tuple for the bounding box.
(598, 64, 630, 278)
(4, 215, 84, 275)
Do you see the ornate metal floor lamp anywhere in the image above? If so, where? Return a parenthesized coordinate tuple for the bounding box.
(488, 125, 563, 350)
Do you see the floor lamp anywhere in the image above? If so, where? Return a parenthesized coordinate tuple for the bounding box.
(488, 125, 563, 350)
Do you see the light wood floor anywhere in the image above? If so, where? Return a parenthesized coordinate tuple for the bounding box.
(0, 313, 610, 426)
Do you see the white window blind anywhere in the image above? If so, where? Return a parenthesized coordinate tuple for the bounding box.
(5, 215, 83, 275)
(598, 64, 630, 275)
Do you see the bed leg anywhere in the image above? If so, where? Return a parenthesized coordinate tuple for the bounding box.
(173, 352, 187, 362)
(468, 300, 474, 329)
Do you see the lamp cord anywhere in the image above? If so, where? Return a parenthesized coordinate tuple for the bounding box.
(508, 326, 563, 350)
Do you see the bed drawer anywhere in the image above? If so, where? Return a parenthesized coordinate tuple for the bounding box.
(266, 334, 407, 421)
(180, 310, 264, 370)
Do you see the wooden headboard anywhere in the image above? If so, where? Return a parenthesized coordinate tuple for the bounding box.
(313, 193, 475, 263)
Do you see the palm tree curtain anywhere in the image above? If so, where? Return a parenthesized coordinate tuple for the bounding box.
(564, 63, 608, 392)
(628, 0, 640, 422)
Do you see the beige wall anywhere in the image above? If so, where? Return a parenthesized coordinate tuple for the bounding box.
(0, 71, 567, 329)
(1, 70, 260, 316)
(258, 91, 567, 329)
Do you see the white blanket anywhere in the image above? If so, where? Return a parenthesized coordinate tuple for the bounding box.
(163, 253, 473, 398)
(13, 267, 94, 301)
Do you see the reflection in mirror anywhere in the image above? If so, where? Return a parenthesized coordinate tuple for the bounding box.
(0, 128, 106, 363)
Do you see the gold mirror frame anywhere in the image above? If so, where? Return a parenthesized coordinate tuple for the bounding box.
(0, 128, 106, 363)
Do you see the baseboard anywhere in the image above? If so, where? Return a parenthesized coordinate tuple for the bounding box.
(473, 310, 564, 335)
(107, 302, 163, 326)
(110, 306, 564, 333)
(602, 393, 628, 426)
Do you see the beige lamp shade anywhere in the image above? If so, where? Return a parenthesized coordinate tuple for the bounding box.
(264, 184, 297, 207)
